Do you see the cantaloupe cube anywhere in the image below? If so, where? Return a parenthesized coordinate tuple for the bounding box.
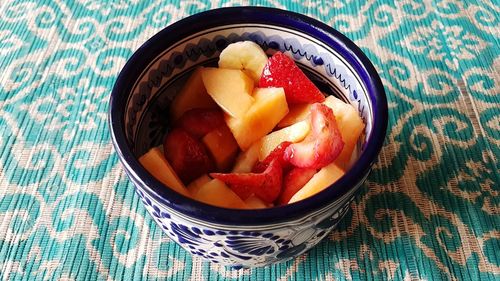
(232, 141, 260, 173)
(323, 96, 365, 169)
(202, 125, 239, 171)
(288, 162, 344, 204)
(187, 174, 211, 197)
(277, 103, 311, 128)
(244, 195, 270, 209)
(139, 147, 190, 197)
(258, 120, 311, 161)
(170, 68, 218, 121)
(192, 179, 248, 209)
(201, 68, 254, 118)
(226, 87, 289, 150)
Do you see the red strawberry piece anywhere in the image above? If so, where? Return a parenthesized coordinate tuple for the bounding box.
(176, 108, 225, 138)
(163, 128, 214, 184)
(259, 52, 325, 104)
(278, 167, 317, 205)
(210, 158, 283, 203)
(253, 141, 292, 173)
(284, 103, 344, 169)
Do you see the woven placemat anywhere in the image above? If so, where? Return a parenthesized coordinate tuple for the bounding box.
(0, 1, 498, 280)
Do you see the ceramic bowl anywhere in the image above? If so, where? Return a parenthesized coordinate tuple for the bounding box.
(109, 7, 387, 268)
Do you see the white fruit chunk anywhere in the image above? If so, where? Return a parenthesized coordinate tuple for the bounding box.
(258, 120, 311, 161)
(218, 41, 268, 82)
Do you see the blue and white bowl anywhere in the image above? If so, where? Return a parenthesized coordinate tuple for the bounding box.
(109, 7, 388, 267)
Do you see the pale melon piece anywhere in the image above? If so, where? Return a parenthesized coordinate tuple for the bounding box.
(187, 174, 211, 197)
(288, 162, 344, 204)
(277, 103, 311, 128)
(232, 141, 260, 173)
(170, 68, 218, 121)
(201, 67, 254, 118)
(226, 87, 289, 150)
(202, 125, 239, 171)
(244, 195, 270, 209)
(139, 147, 190, 197)
(323, 95, 365, 169)
(258, 120, 311, 161)
(192, 179, 248, 209)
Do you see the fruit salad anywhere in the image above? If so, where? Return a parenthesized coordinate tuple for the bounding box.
(139, 41, 365, 209)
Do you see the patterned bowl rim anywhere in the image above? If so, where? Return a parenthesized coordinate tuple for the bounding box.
(109, 6, 388, 225)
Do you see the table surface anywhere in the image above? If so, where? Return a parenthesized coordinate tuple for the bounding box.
(1, 1, 499, 280)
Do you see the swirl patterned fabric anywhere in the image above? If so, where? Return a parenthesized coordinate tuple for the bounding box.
(0, 0, 498, 280)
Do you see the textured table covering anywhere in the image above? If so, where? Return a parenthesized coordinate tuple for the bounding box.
(1, 0, 499, 280)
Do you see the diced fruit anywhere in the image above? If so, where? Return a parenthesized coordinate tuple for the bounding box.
(226, 87, 289, 150)
(277, 103, 311, 128)
(192, 179, 248, 209)
(170, 68, 218, 121)
(253, 141, 292, 173)
(138, 147, 190, 197)
(218, 41, 268, 83)
(201, 67, 254, 118)
(244, 195, 270, 209)
(187, 174, 211, 197)
(258, 120, 310, 161)
(288, 163, 344, 204)
(163, 128, 214, 184)
(202, 125, 239, 171)
(278, 167, 317, 205)
(177, 108, 225, 138)
(259, 52, 325, 104)
(284, 103, 344, 169)
(211, 158, 283, 203)
(323, 95, 365, 169)
(232, 141, 260, 173)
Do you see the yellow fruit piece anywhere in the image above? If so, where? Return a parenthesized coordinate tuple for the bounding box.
(277, 103, 311, 128)
(232, 141, 260, 173)
(192, 179, 248, 209)
(226, 87, 289, 150)
(170, 68, 218, 121)
(138, 147, 190, 197)
(218, 41, 269, 83)
(288, 162, 344, 204)
(187, 174, 211, 197)
(258, 120, 311, 161)
(244, 195, 270, 209)
(201, 67, 254, 118)
(323, 96, 365, 169)
(202, 125, 239, 171)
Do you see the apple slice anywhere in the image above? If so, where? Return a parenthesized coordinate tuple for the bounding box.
(284, 103, 344, 169)
(139, 146, 190, 197)
(232, 141, 260, 173)
(170, 68, 218, 121)
(192, 179, 248, 209)
(258, 120, 310, 161)
(226, 87, 289, 150)
(202, 125, 239, 171)
(187, 174, 211, 197)
(201, 67, 254, 118)
(288, 162, 344, 203)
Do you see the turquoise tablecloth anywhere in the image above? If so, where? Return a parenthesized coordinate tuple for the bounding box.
(1, 1, 499, 280)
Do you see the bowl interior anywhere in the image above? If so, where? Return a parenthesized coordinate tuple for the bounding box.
(123, 25, 373, 158)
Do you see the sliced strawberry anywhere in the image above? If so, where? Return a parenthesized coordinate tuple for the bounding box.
(284, 103, 344, 169)
(163, 128, 214, 184)
(278, 167, 317, 205)
(253, 141, 292, 173)
(259, 52, 325, 104)
(176, 108, 225, 138)
(210, 158, 283, 203)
